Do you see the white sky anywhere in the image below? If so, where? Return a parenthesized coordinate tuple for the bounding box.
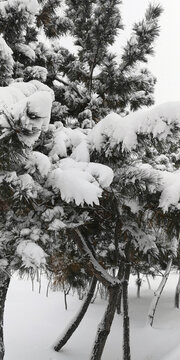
(60, 0, 180, 106)
(119, 0, 180, 105)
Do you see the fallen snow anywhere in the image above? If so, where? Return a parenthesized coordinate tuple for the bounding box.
(4, 272, 180, 360)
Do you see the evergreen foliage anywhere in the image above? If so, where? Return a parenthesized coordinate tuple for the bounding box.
(0, 0, 162, 124)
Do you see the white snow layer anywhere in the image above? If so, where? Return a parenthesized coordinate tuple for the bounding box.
(88, 102, 180, 151)
(47, 167, 103, 206)
(87, 102, 180, 211)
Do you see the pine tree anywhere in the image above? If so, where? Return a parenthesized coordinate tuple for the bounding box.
(51, 1, 162, 125)
(0, 1, 162, 125)
(0, 80, 54, 359)
(0, 0, 71, 84)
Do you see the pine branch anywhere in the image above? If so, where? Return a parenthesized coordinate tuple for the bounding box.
(55, 75, 84, 99)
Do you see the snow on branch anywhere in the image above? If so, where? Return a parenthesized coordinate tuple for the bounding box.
(16, 241, 47, 269)
(88, 102, 180, 153)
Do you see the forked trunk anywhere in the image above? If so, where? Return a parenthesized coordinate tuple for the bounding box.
(0, 271, 10, 360)
(148, 258, 172, 326)
(54, 277, 97, 352)
(90, 285, 119, 360)
(122, 263, 131, 360)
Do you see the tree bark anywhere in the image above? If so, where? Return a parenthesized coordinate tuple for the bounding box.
(148, 258, 172, 327)
(122, 263, 131, 360)
(90, 285, 119, 360)
(54, 277, 97, 352)
(175, 270, 180, 308)
(0, 270, 10, 360)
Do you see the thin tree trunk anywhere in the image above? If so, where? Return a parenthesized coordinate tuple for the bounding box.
(116, 287, 122, 315)
(91, 281, 100, 304)
(148, 258, 172, 327)
(0, 270, 10, 360)
(122, 263, 131, 360)
(54, 277, 97, 352)
(146, 275, 151, 290)
(90, 285, 119, 360)
(136, 271, 141, 298)
(175, 270, 180, 308)
(116, 263, 124, 315)
(63, 285, 71, 311)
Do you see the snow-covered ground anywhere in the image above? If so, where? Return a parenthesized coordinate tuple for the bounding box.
(4, 272, 180, 360)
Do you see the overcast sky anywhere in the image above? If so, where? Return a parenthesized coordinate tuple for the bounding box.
(61, 0, 180, 106)
(112, 0, 180, 105)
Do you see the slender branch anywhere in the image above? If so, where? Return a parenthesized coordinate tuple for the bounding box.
(55, 76, 84, 99)
(74, 229, 121, 288)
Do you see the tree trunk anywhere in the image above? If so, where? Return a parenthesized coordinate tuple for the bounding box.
(148, 258, 172, 327)
(122, 263, 131, 360)
(116, 288, 122, 315)
(175, 270, 180, 308)
(54, 277, 97, 352)
(136, 271, 141, 299)
(90, 285, 119, 360)
(116, 263, 124, 315)
(146, 275, 151, 290)
(0, 270, 10, 360)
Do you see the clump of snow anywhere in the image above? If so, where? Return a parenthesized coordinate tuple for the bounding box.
(49, 125, 86, 158)
(25, 66, 48, 82)
(46, 168, 102, 206)
(0, 34, 14, 76)
(15, 43, 36, 61)
(123, 199, 141, 214)
(48, 219, 66, 231)
(20, 228, 31, 237)
(0, 259, 8, 268)
(10, 80, 54, 100)
(26, 151, 51, 177)
(42, 206, 64, 222)
(88, 102, 180, 153)
(57, 158, 114, 189)
(0, 81, 54, 132)
(49, 125, 68, 158)
(86, 163, 114, 188)
(16, 241, 47, 268)
(159, 170, 180, 211)
(71, 140, 90, 162)
(11, 90, 53, 146)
